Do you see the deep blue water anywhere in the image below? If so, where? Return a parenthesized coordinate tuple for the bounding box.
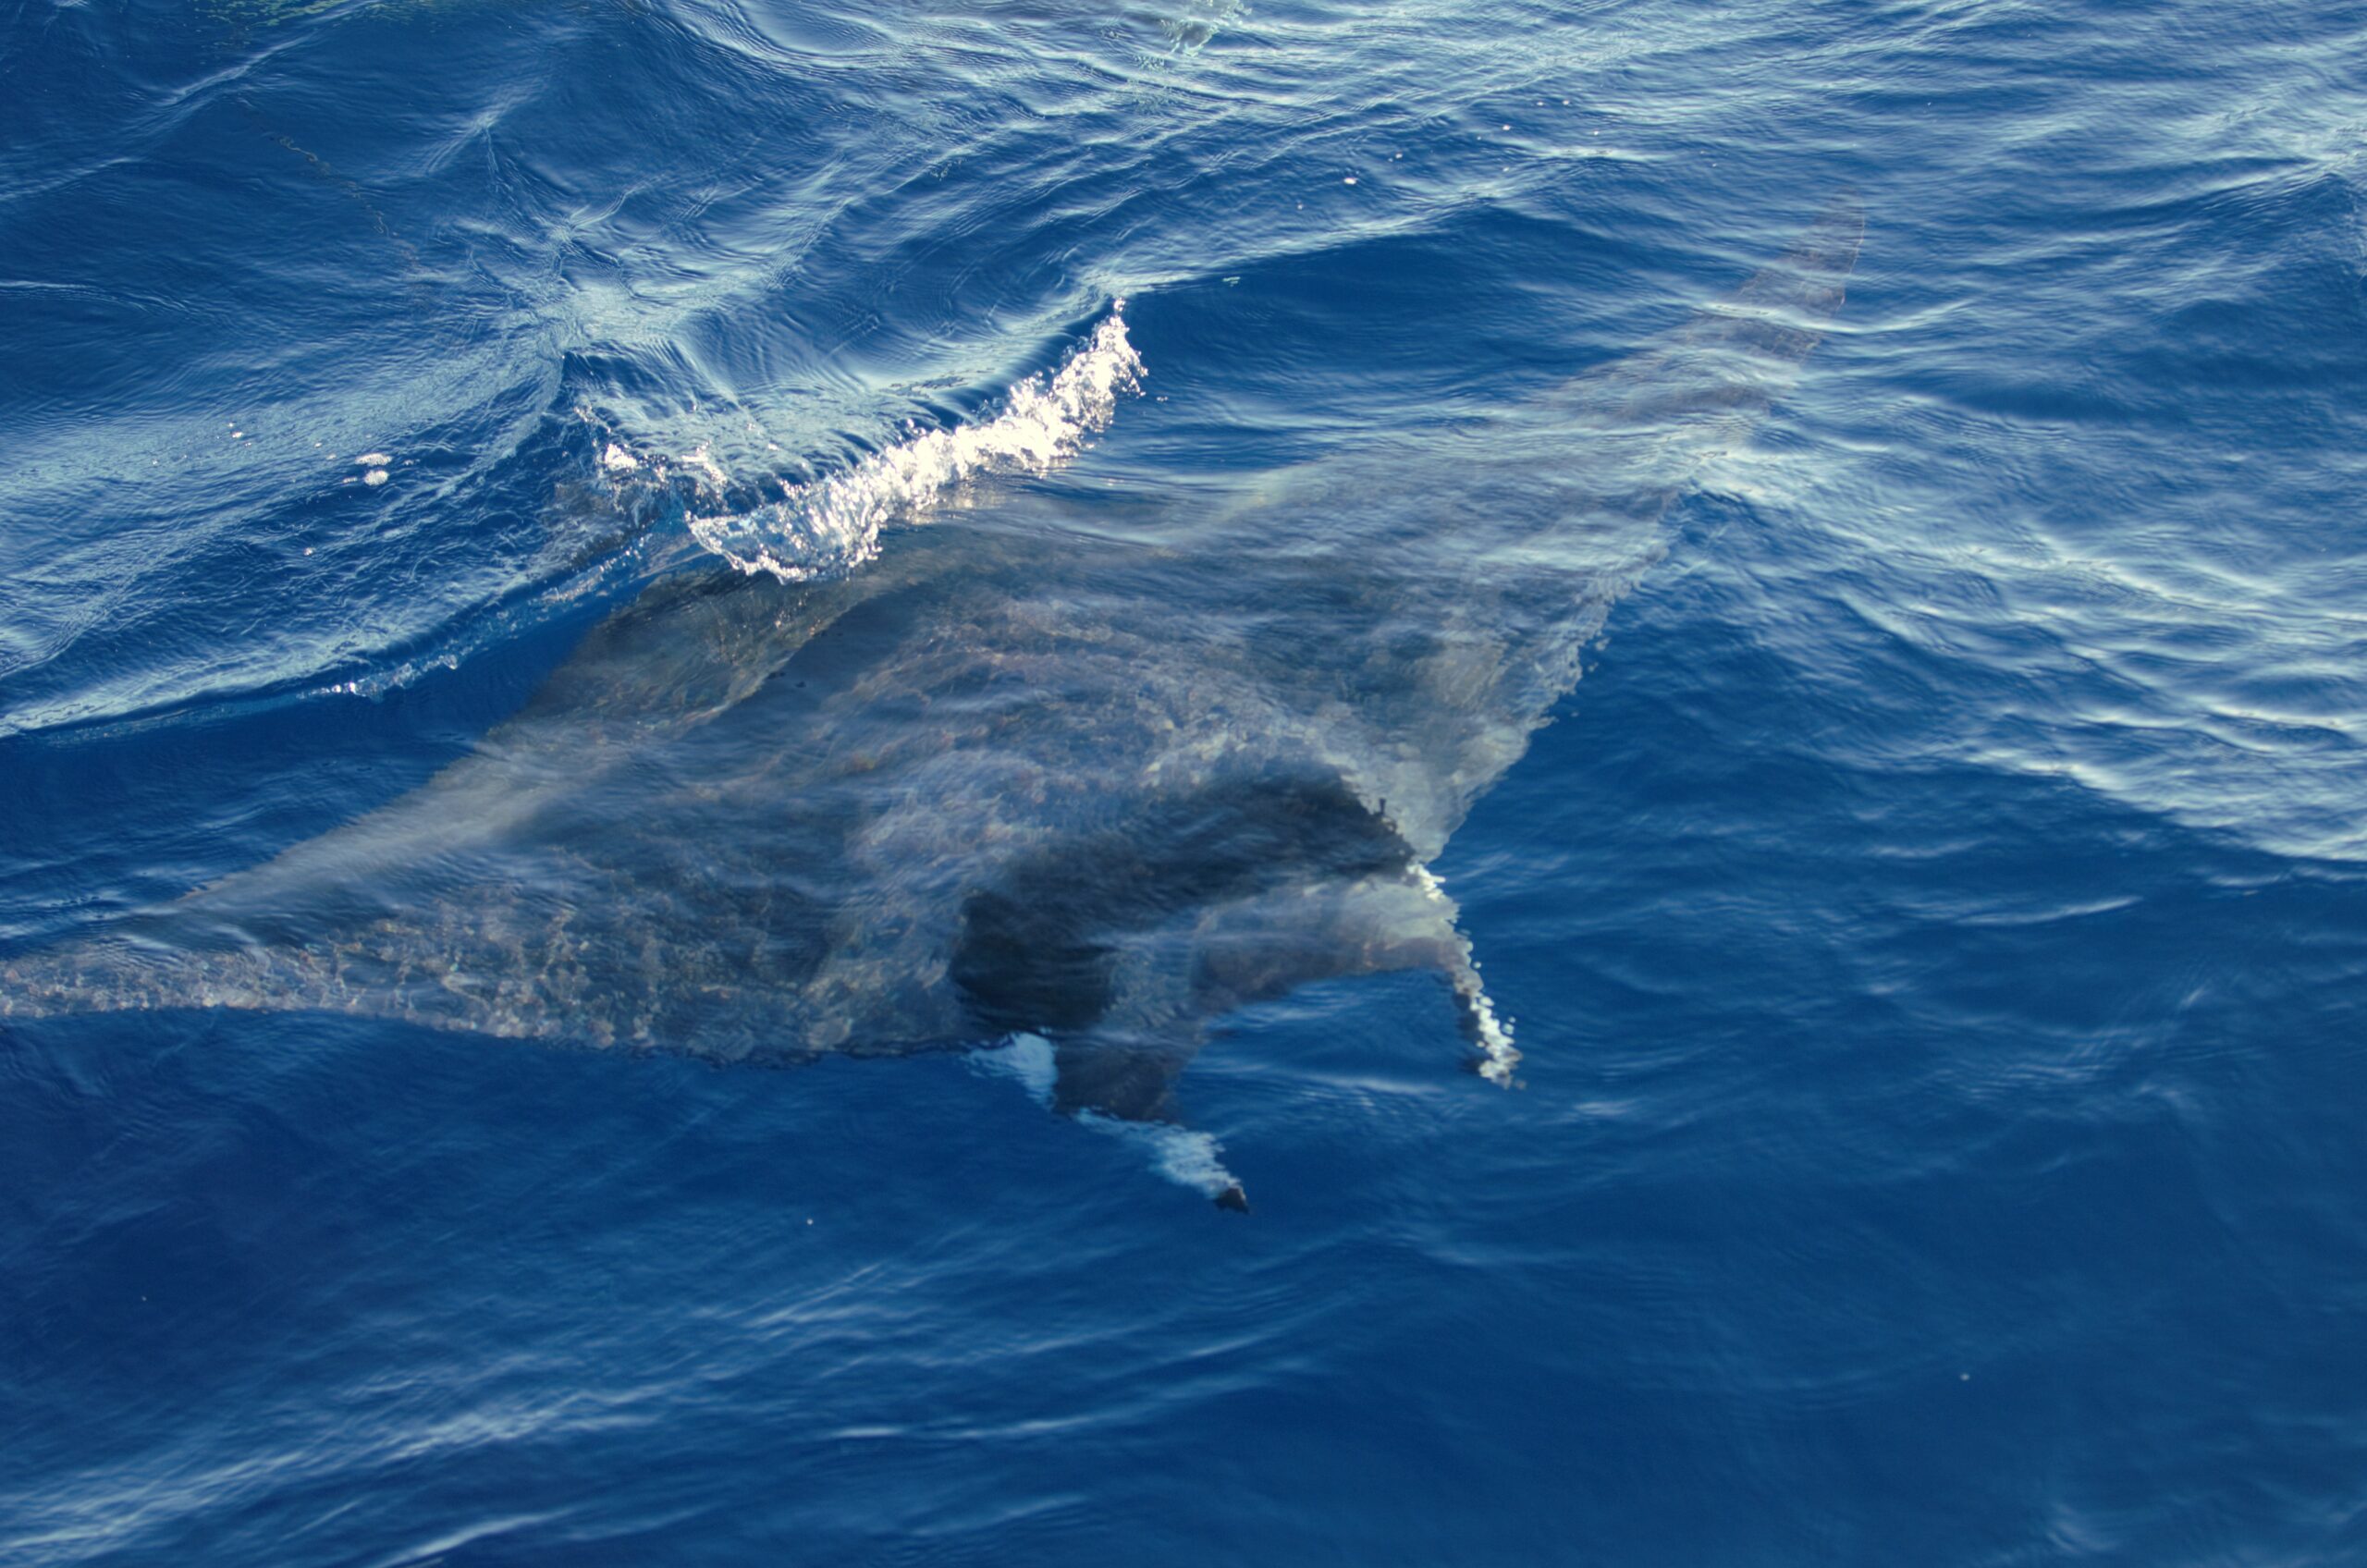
(6, 0, 2367, 1562)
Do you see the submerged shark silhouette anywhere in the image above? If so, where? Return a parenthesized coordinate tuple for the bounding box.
(3, 200, 1860, 1207)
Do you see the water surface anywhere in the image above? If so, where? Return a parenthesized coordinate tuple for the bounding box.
(4, 0, 2364, 1562)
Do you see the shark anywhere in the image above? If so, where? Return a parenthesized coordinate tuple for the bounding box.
(1, 199, 1861, 1207)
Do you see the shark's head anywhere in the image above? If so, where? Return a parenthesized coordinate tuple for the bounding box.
(950, 766, 1418, 1042)
(947, 766, 1510, 1167)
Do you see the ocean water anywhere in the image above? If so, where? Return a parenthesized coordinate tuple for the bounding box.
(4, 0, 2365, 1562)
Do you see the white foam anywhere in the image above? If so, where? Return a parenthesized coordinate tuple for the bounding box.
(1416, 864, 1520, 1085)
(971, 1032, 1059, 1105)
(1080, 1112, 1242, 1204)
(1463, 983, 1519, 1086)
(686, 308, 1145, 581)
(971, 1034, 1243, 1204)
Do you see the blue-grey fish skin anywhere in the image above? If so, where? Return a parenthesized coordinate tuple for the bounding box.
(3, 201, 1859, 1113)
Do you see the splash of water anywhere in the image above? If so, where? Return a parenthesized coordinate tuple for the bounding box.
(681, 309, 1146, 582)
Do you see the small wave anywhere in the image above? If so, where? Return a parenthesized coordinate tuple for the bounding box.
(1153, 0, 1243, 56)
(674, 309, 1146, 582)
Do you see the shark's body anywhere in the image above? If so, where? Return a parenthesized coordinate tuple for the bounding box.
(4, 202, 1859, 1202)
